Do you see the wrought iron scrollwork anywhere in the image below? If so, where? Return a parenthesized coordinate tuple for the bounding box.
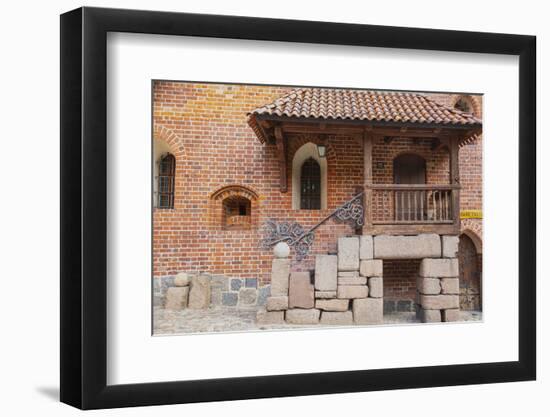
(260, 192, 364, 260)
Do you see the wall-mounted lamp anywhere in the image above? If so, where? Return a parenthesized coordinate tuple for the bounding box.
(317, 144, 327, 158)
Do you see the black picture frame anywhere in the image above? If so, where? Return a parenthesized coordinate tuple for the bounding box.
(60, 6, 536, 410)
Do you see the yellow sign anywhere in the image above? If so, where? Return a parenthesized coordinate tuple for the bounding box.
(460, 210, 482, 219)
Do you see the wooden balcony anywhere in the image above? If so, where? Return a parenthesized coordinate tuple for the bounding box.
(364, 184, 461, 235)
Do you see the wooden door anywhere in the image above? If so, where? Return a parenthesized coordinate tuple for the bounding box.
(393, 154, 426, 221)
(458, 234, 482, 310)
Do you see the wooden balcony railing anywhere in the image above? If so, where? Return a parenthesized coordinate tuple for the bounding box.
(369, 184, 460, 225)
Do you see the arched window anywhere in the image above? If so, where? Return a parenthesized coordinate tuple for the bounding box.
(454, 97, 473, 114)
(300, 158, 321, 209)
(157, 153, 175, 209)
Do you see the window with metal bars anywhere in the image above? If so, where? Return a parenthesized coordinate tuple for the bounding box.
(300, 158, 321, 210)
(158, 153, 175, 209)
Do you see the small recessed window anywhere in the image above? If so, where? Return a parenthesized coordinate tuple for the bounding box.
(158, 153, 175, 209)
(223, 196, 251, 229)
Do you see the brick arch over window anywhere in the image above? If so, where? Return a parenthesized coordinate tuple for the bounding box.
(153, 124, 183, 156)
(451, 95, 482, 119)
(209, 185, 260, 230)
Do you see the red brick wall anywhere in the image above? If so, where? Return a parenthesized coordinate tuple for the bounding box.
(383, 259, 419, 303)
(153, 83, 483, 284)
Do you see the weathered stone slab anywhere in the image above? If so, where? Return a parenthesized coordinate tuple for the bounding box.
(230, 278, 242, 291)
(337, 271, 359, 278)
(442, 308, 461, 322)
(368, 277, 383, 298)
(352, 298, 383, 325)
(359, 235, 374, 260)
(173, 272, 192, 287)
(164, 287, 189, 310)
(374, 234, 441, 259)
(271, 258, 290, 296)
(245, 278, 258, 288)
(210, 275, 229, 291)
(419, 258, 459, 277)
(320, 311, 353, 325)
(257, 309, 284, 325)
(238, 288, 257, 306)
(221, 291, 238, 306)
(416, 277, 441, 295)
(315, 254, 338, 291)
(316, 298, 350, 312)
(440, 278, 459, 294)
(289, 272, 314, 309)
(315, 290, 337, 299)
(420, 308, 442, 323)
(338, 276, 367, 286)
(420, 294, 459, 310)
(285, 308, 320, 324)
(338, 237, 360, 271)
(210, 288, 222, 306)
(266, 296, 288, 311)
(359, 259, 383, 277)
(188, 275, 211, 309)
(337, 285, 368, 299)
(442, 235, 459, 258)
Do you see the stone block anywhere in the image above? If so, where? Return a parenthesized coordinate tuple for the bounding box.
(338, 276, 367, 286)
(266, 296, 289, 311)
(285, 308, 320, 325)
(271, 258, 290, 296)
(314, 254, 338, 291)
(338, 237, 360, 271)
(420, 308, 442, 323)
(245, 278, 258, 288)
(374, 234, 441, 259)
(210, 288, 222, 306)
(289, 272, 314, 309)
(173, 272, 191, 287)
(238, 288, 257, 306)
(419, 258, 459, 277)
(257, 309, 284, 325)
(316, 298, 350, 312)
(164, 287, 189, 310)
(257, 285, 271, 306)
(359, 259, 383, 277)
(359, 235, 374, 260)
(188, 275, 211, 309)
(320, 311, 353, 325)
(221, 292, 238, 306)
(416, 277, 441, 295)
(338, 271, 359, 277)
(368, 277, 383, 298)
(442, 235, 459, 258)
(230, 278, 242, 291)
(420, 294, 459, 310)
(315, 290, 337, 299)
(337, 285, 368, 299)
(442, 308, 461, 322)
(440, 278, 460, 294)
(352, 298, 383, 325)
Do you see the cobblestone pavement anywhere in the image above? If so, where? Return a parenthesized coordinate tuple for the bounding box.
(153, 306, 482, 335)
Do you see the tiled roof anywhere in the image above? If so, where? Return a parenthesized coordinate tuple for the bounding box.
(248, 88, 481, 143)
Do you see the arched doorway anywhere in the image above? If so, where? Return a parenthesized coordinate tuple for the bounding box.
(458, 234, 482, 310)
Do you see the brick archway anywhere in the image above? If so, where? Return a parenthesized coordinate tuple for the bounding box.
(153, 124, 183, 157)
(209, 185, 260, 230)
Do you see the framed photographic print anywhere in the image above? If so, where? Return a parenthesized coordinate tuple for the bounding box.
(60, 6, 536, 410)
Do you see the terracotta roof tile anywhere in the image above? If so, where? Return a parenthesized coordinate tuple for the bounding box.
(248, 88, 481, 143)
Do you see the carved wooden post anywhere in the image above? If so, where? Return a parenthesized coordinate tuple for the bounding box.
(274, 126, 287, 193)
(363, 130, 373, 233)
(449, 137, 460, 231)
